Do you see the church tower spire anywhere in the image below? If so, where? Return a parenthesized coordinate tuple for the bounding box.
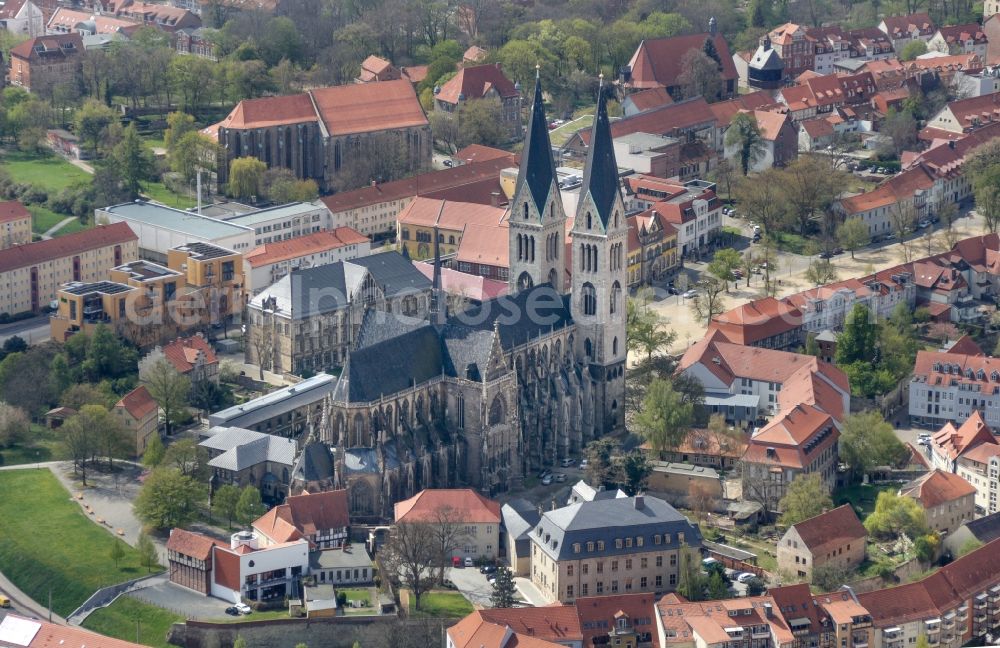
(508, 66, 567, 295)
(570, 74, 627, 435)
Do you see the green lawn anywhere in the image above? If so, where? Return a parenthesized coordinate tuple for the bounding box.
(834, 482, 903, 517)
(142, 182, 197, 209)
(0, 425, 64, 466)
(56, 218, 89, 237)
(408, 591, 473, 618)
(82, 596, 182, 648)
(549, 114, 594, 148)
(0, 470, 160, 616)
(340, 587, 373, 605)
(28, 204, 88, 238)
(1, 151, 91, 192)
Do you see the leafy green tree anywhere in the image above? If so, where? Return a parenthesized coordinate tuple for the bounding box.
(840, 411, 908, 482)
(627, 294, 676, 361)
(170, 131, 219, 183)
(746, 576, 766, 595)
(141, 359, 190, 436)
(613, 450, 651, 496)
(457, 99, 507, 148)
(837, 219, 870, 259)
(778, 473, 834, 526)
(677, 543, 708, 601)
(811, 563, 851, 591)
(972, 163, 1000, 233)
(164, 111, 196, 152)
(914, 533, 939, 563)
(73, 99, 118, 158)
(83, 323, 137, 381)
(143, 433, 165, 467)
(900, 40, 928, 61)
(60, 383, 111, 410)
(880, 108, 918, 158)
(634, 378, 694, 455)
(805, 258, 838, 285)
(109, 124, 156, 199)
(864, 491, 928, 540)
(707, 570, 729, 599)
(585, 437, 619, 489)
(804, 332, 820, 357)
(137, 532, 159, 572)
(708, 248, 742, 292)
(725, 112, 766, 176)
(228, 157, 267, 200)
(163, 437, 210, 479)
(214, 483, 242, 528)
(236, 485, 266, 527)
(835, 304, 878, 365)
(110, 539, 126, 569)
(135, 468, 204, 529)
(490, 566, 517, 608)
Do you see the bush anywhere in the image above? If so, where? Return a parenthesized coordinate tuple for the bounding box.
(874, 562, 897, 581)
(19, 186, 48, 205)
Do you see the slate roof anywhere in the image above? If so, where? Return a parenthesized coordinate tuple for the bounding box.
(958, 510, 1000, 544)
(501, 498, 542, 541)
(579, 83, 623, 228)
(335, 324, 448, 402)
(515, 75, 557, 217)
(530, 495, 701, 561)
(448, 283, 574, 350)
(200, 426, 296, 471)
(291, 441, 335, 483)
(355, 308, 427, 350)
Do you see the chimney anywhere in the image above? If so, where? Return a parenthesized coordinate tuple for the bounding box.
(490, 191, 501, 207)
(370, 180, 377, 187)
(635, 494, 645, 509)
(949, 140, 956, 149)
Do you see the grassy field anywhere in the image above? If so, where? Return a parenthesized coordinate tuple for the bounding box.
(0, 425, 64, 466)
(772, 231, 820, 256)
(82, 596, 182, 648)
(834, 482, 903, 517)
(1, 151, 91, 192)
(0, 470, 158, 616)
(408, 591, 473, 618)
(549, 114, 594, 148)
(143, 181, 197, 209)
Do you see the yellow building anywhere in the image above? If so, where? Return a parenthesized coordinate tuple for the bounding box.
(0, 201, 32, 249)
(396, 197, 508, 260)
(626, 211, 679, 289)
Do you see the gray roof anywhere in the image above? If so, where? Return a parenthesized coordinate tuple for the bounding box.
(355, 309, 427, 349)
(569, 479, 627, 504)
(349, 251, 434, 298)
(310, 548, 374, 571)
(815, 329, 838, 343)
(292, 441, 335, 483)
(502, 499, 542, 542)
(100, 201, 253, 240)
(750, 44, 784, 71)
(209, 373, 334, 428)
(200, 426, 296, 471)
(961, 511, 1000, 544)
(650, 462, 720, 480)
(341, 446, 400, 473)
(530, 495, 702, 561)
(225, 201, 327, 227)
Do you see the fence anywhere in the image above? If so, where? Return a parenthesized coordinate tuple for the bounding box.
(705, 550, 773, 581)
(67, 573, 165, 625)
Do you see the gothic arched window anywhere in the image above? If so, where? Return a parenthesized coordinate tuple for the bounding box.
(582, 283, 596, 316)
(523, 202, 529, 219)
(610, 281, 621, 315)
(489, 395, 505, 425)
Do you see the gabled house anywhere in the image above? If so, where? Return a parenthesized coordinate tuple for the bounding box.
(625, 25, 739, 100)
(139, 333, 219, 385)
(0, 200, 33, 250)
(113, 385, 159, 457)
(777, 504, 867, 580)
(394, 488, 501, 561)
(928, 411, 999, 472)
(8, 32, 82, 93)
(878, 13, 937, 51)
(434, 64, 522, 138)
(900, 469, 976, 535)
(253, 489, 350, 549)
(928, 24, 988, 59)
(200, 426, 297, 504)
(0, 0, 44, 37)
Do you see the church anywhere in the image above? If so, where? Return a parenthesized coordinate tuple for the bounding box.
(300, 74, 629, 521)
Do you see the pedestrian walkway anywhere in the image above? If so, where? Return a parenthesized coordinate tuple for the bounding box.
(513, 577, 549, 607)
(40, 217, 77, 240)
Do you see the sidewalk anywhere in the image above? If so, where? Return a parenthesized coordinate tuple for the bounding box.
(40, 217, 76, 240)
(0, 569, 67, 624)
(514, 577, 549, 607)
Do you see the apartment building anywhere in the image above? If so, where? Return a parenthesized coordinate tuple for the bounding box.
(910, 346, 1000, 429)
(0, 223, 137, 316)
(112, 385, 158, 457)
(625, 210, 679, 289)
(708, 298, 803, 350)
(434, 64, 522, 139)
(777, 505, 867, 580)
(528, 494, 702, 603)
(623, 177, 722, 257)
(397, 197, 509, 261)
(878, 13, 937, 52)
(395, 489, 501, 561)
(956, 443, 1000, 515)
(8, 33, 83, 94)
(899, 470, 976, 535)
(219, 202, 333, 246)
(0, 201, 32, 249)
(244, 228, 370, 295)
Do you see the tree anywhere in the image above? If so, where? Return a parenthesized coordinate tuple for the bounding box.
(163, 438, 210, 479)
(170, 131, 219, 183)
(214, 483, 242, 528)
(900, 40, 928, 61)
(0, 402, 29, 448)
(778, 473, 834, 526)
(805, 258, 838, 285)
(109, 124, 156, 199)
(811, 563, 851, 590)
(780, 156, 847, 236)
(457, 99, 507, 148)
(227, 157, 267, 200)
(62, 411, 98, 486)
(837, 219, 870, 259)
(836, 304, 878, 365)
(707, 570, 729, 599)
(880, 109, 918, 158)
(740, 251, 755, 287)
(381, 522, 437, 610)
(164, 111, 196, 152)
(490, 566, 517, 608)
(627, 294, 676, 362)
(840, 411, 908, 481)
(137, 532, 159, 572)
(585, 437, 619, 489)
(914, 533, 939, 563)
(83, 324, 137, 382)
(734, 170, 785, 234)
(429, 506, 472, 585)
(725, 112, 766, 176)
(60, 383, 112, 410)
(613, 450, 651, 495)
(864, 491, 928, 540)
(141, 359, 190, 436)
(689, 277, 726, 326)
(688, 481, 717, 521)
(110, 539, 126, 569)
(134, 468, 204, 529)
(972, 164, 1000, 234)
(143, 433, 165, 467)
(708, 248, 742, 291)
(678, 48, 722, 100)
(676, 543, 708, 601)
(745, 576, 766, 595)
(804, 332, 820, 357)
(236, 485, 266, 527)
(634, 378, 694, 455)
(73, 99, 118, 158)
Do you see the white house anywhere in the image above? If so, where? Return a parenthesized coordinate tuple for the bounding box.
(244, 227, 371, 295)
(209, 531, 310, 604)
(0, 0, 44, 37)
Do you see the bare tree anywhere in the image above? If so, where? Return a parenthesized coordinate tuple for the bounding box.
(249, 323, 273, 381)
(739, 460, 779, 523)
(689, 277, 726, 326)
(381, 522, 438, 612)
(688, 481, 718, 522)
(890, 202, 917, 263)
(430, 506, 472, 585)
(805, 258, 838, 285)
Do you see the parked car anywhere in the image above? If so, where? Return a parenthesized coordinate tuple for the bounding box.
(579, 458, 589, 470)
(731, 269, 743, 279)
(884, 232, 897, 241)
(538, 469, 551, 479)
(541, 474, 553, 485)
(561, 457, 575, 467)
(225, 607, 240, 616)
(235, 603, 252, 615)
(682, 289, 698, 299)
(752, 233, 761, 243)
(480, 564, 497, 575)
(668, 286, 681, 295)
(465, 557, 475, 568)
(736, 572, 757, 583)
(918, 219, 932, 229)
(554, 473, 567, 483)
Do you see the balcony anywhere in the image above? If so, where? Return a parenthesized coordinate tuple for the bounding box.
(752, 629, 771, 639)
(883, 628, 902, 639)
(853, 642, 868, 648)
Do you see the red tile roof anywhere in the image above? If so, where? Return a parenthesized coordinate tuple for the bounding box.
(789, 504, 867, 554)
(579, 97, 715, 145)
(576, 594, 660, 648)
(160, 334, 217, 375)
(115, 385, 157, 421)
(0, 0, 26, 20)
(397, 196, 508, 230)
(478, 607, 583, 643)
(930, 411, 998, 462)
(10, 32, 83, 61)
(0, 200, 30, 224)
(394, 488, 500, 524)
(453, 144, 513, 164)
(936, 23, 987, 45)
(253, 490, 349, 545)
(838, 164, 935, 214)
(936, 93, 1000, 131)
(625, 87, 674, 113)
(455, 221, 509, 268)
(915, 350, 1000, 394)
(752, 402, 836, 448)
(881, 12, 936, 37)
(0, 614, 147, 648)
(0, 223, 135, 274)
(900, 469, 976, 509)
(215, 92, 317, 129)
(751, 110, 792, 141)
(44, 8, 135, 35)
(626, 33, 738, 90)
(245, 228, 369, 268)
(166, 528, 222, 561)
(449, 611, 569, 648)
(799, 117, 835, 138)
(709, 297, 802, 346)
(436, 63, 519, 105)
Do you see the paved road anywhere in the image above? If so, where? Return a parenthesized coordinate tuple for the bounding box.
(0, 315, 50, 347)
(446, 566, 495, 608)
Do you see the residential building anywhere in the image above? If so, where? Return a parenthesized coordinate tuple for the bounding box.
(139, 333, 219, 385)
(244, 227, 370, 295)
(318, 154, 516, 240)
(879, 12, 937, 50)
(799, 117, 837, 151)
(0, 614, 146, 648)
(784, 270, 916, 333)
(97, 201, 255, 261)
(708, 298, 803, 350)
(778, 72, 877, 123)
(722, 110, 797, 171)
(956, 442, 1000, 514)
(356, 54, 400, 82)
(655, 428, 747, 470)
(622, 87, 673, 116)
(943, 511, 1000, 555)
(612, 132, 682, 177)
(624, 26, 739, 100)
(0, 222, 137, 316)
(200, 426, 297, 504)
(453, 220, 512, 283)
(211, 80, 431, 193)
(46, 8, 139, 36)
(900, 469, 976, 535)
(501, 499, 541, 576)
(528, 494, 702, 603)
(215, 531, 309, 604)
(113, 385, 158, 457)
(625, 209, 679, 288)
(253, 489, 349, 549)
(114, 1, 200, 30)
(926, 412, 1000, 474)
(394, 489, 501, 561)
(989, 0, 1000, 16)
(0, 200, 32, 249)
(308, 546, 374, 586)
(837, 165, 935, 239)
(434, 64, 522, 139)
(928, 24, 988, 58)
(954, 66, 1000, 99)
(911, 346, 1000, 428)
(220, 202, 334, 246)
(623, 176, 722, 257)
(447, 610, 573, 648)
(397, 197, 509, 261)
(821, 592, 874, 648)
(8, 32, 82, 93)
(925, 94, 1000, 135)
(777, 505, 867, 580)
(208, 372, 334, 436)
(245, 251, 431, 376)
(174, 26, 216, 58)
(0, 0, 43, 37)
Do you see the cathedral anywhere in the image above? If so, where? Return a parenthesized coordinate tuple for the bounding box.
(302, 75, 629, 521)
